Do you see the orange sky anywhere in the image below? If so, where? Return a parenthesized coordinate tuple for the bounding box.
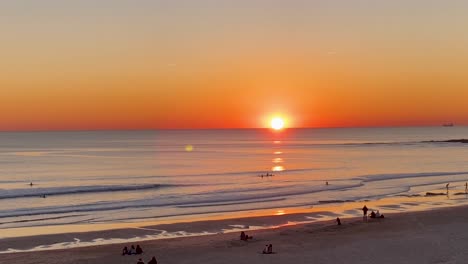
(1, 1, 468, 131)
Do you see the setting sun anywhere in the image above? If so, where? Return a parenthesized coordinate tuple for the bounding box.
(271, 117, 285, 130)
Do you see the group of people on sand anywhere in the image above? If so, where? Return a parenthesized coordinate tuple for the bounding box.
(136, 257, 158, 264)
(122, 245, 143, 255)
(362, 205, 385, 220)
(240, 231, 274, 254)
(240, 231, 253, 241)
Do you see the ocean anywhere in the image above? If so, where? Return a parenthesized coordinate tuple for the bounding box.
(1, 127, 468, 246)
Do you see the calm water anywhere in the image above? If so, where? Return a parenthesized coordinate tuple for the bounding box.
(1, 127, 468, 231)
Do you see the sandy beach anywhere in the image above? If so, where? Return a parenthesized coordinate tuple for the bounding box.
(2, 204, 468, 264)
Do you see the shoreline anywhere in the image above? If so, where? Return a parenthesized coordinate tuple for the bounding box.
(3, 204, 468, 263)
(1, 192, 468, 254)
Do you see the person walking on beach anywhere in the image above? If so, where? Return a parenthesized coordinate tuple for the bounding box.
(336, 217, 341, 225)
(465, 182, 467, 193)
(362, 205, 368, 221)
(446, 183, 450, 194)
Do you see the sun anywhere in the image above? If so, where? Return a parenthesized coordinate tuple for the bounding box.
(271, 117, 285, 130)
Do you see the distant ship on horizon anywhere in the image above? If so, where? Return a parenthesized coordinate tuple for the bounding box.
(442, 122, 454, 127)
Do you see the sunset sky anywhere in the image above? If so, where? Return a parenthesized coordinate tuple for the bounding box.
(1, 0, 468, 131)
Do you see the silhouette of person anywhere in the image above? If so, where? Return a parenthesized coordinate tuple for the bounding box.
(263, 244, 269, 254)
(122, 246, 129, 255)
(336, 217, 341, 225)
(362, 205, 368, 216)
(136, 245, 143, 254)
(362, 205, 368, 221)
(129, 245, 136, 255)
(148, 256, 158, 264)
(240, 231, 247, 241)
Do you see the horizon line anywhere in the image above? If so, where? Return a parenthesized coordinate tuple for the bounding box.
(0, 124, 464, 133)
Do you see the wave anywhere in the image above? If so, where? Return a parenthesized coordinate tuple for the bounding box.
(359, 171, 468, 182)
(0, 182, 363, 218)
(80, 167, 344, 182)
(0, 184, 179, 200)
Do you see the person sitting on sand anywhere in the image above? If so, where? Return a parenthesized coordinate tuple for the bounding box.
(240, 231, 252, 241)
(268, 244, 273, 254)
(336, 217, 341, 225)
(122, 246, 129, 256)
(370, 211, 376, 218)
(380, 214, 385, 218)
(240, 231, 247, 240)
(148, 256, 158, 264)
(136, 245, 143, 254)
(263, 244, 269, 254)
(375, 210, 381, 218)
(129, 245, 136, 255)
(136, 258, 145, 264)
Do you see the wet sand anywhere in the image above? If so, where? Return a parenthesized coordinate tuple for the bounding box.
(2, 205, 468, 264)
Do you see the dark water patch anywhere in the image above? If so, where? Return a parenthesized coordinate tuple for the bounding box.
(396, 194, 422, 198)
(425, 192, 447, 196)
(318, 200, 354, 204)
(422, 139, 468, 144)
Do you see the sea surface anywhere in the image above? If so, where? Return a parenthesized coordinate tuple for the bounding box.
(1, 127, 468, 244)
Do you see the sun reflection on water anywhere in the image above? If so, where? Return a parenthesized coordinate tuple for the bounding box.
(272, 166, 284, 172)
(272, 158, 283, 163)
(275, 210, 286, 215)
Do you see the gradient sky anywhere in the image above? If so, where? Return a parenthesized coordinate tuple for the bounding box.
(1, 0, 468, 130)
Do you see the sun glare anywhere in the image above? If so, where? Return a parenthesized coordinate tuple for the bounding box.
(271, 117, 285, 130)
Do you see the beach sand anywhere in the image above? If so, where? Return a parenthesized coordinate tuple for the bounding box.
(2, 205, 468, 264)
